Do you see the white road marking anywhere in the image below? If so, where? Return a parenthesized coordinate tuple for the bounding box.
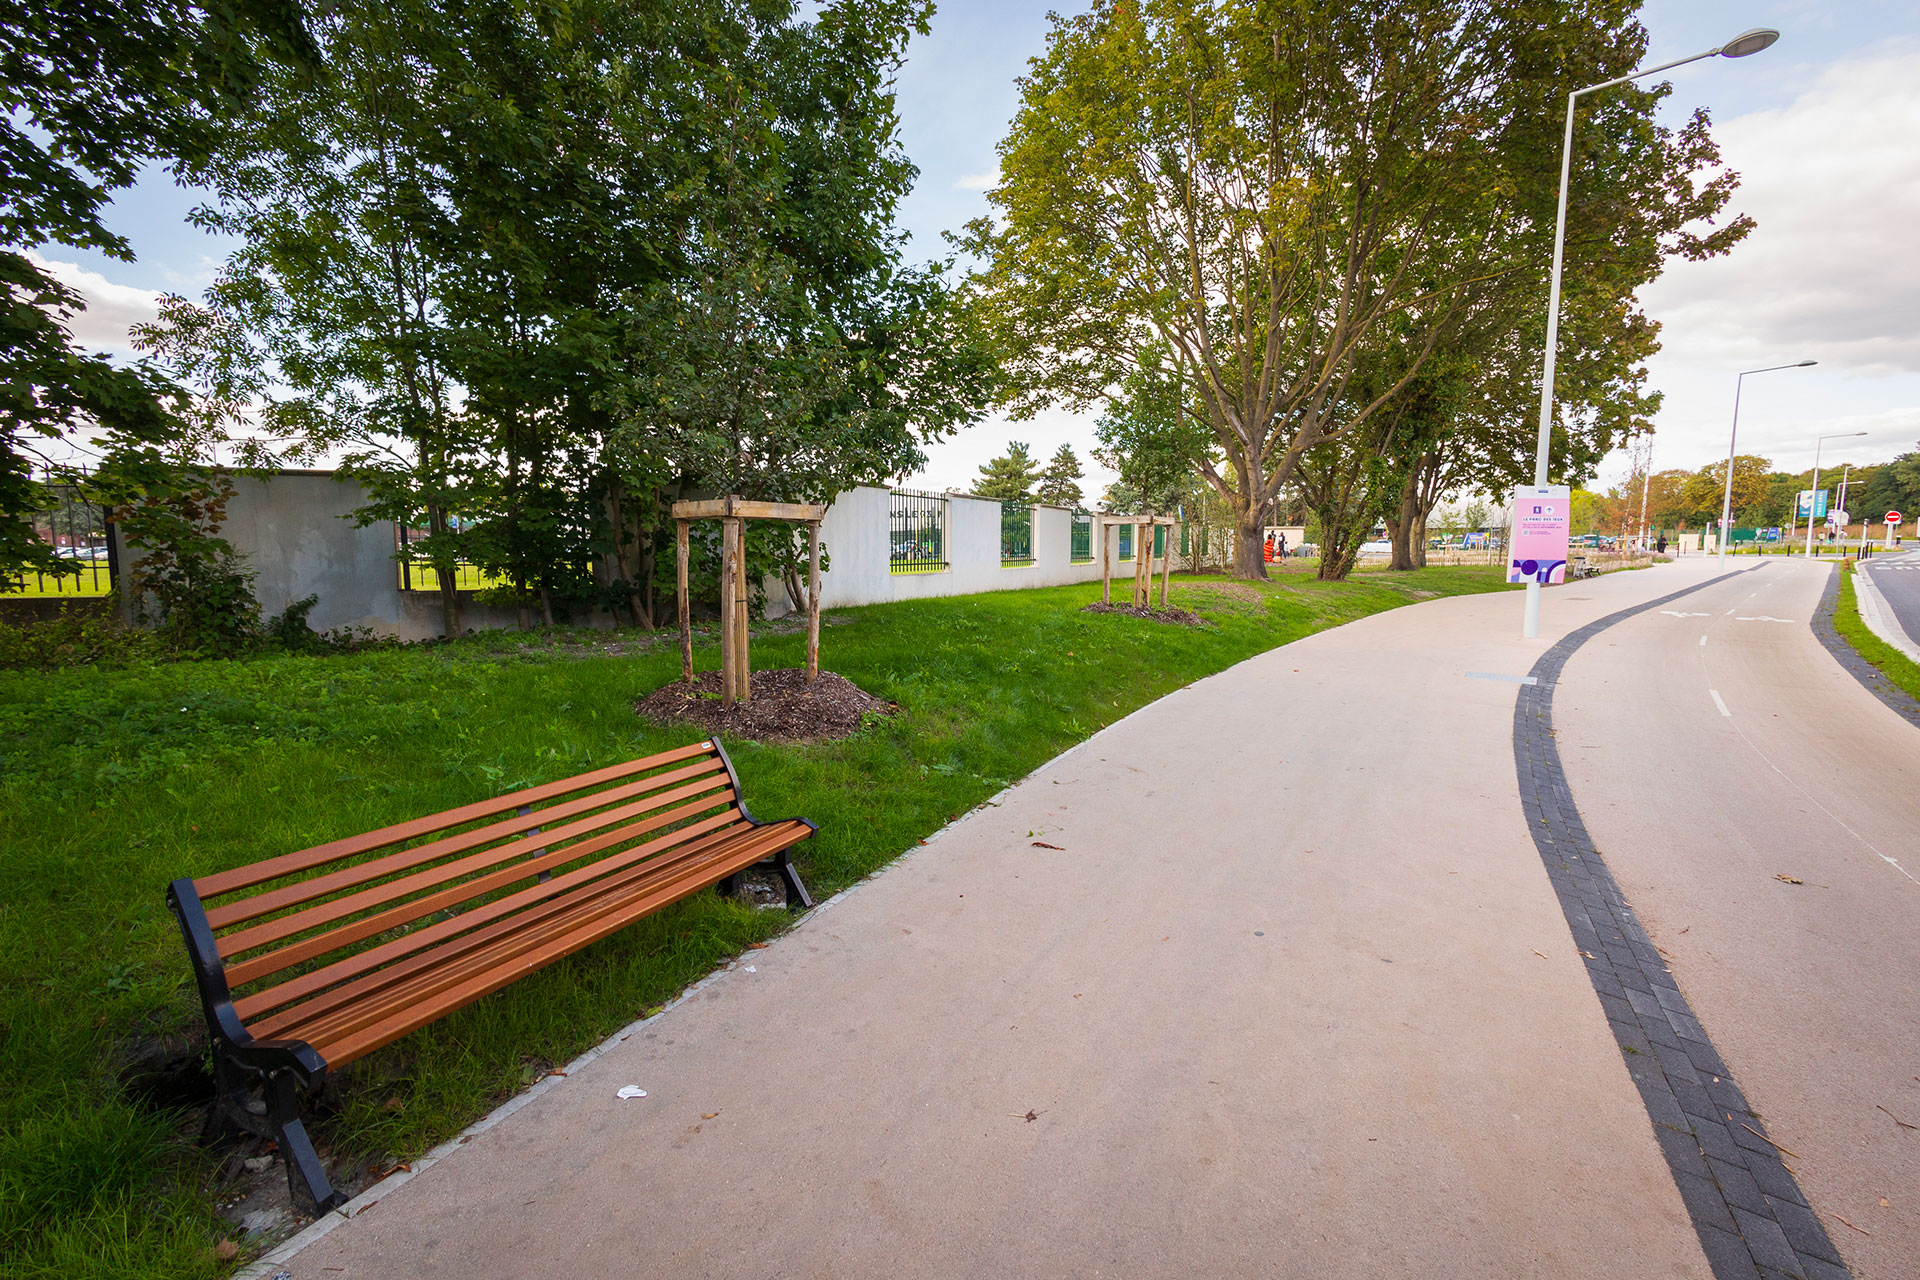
(1710, 689, 1731, 717)
(1660, 610, 1710, 618)
(1699, 635, 1707, 647)
(1735, 616, 1795, 623)
(1465, 672, 1538, 685)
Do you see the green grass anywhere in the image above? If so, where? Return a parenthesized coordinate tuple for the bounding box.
(1833, 567, 1920, 703)
(0, 566, 1512, 1277)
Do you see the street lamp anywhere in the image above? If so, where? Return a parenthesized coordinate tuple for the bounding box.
(1804, 431, 1868, 557)
(1525, 28, 1782, 637)
(1719, 361, 1816, 565)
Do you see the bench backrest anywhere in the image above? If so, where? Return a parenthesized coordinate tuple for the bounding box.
(179, 739, 751, 1026)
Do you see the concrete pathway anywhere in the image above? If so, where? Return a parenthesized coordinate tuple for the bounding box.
(266, 566, 1749, 1279)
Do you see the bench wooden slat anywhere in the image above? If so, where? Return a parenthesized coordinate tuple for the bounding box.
(215, 772, 735, 960)
(232, 807, 753, 1017)
(167, 738, 815, 1216)
(204, 756, 730, 930)
(193, 740, 721, 899)
(255, 821, 804, 1050)
(305, 823, 812, 1068)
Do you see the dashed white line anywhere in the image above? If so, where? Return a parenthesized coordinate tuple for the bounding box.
(1699, 635, 1707, 647)
(1710, 689, 1731, 717)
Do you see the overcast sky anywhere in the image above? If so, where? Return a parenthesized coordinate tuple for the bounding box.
(39, 0, 1920, 499)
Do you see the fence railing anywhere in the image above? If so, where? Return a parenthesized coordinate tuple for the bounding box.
(889, 489, 947, 574)
(1070, 511, 1093, 562)
(1000, 502, 1033, 567)
(1117, 525, 1133, 561)
(1, 469, 116, 598)
(394, 524, 499, 592)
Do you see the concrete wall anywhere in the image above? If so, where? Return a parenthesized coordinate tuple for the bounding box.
(213, 472, 520, 641)
(766, 486, 1168, 616)
(167, 473, 1193, 637)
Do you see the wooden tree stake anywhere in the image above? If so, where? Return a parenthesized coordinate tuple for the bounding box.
(806, 520, 822, 684)
(719, 516, 737, 708)
(1101, 523, 1112, 604)
(1160, 529, 1172, 609)
(733, 516, 750, 702)
(676, 519, 692, 682)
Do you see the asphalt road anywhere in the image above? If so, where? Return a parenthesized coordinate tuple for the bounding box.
(1860, 547, 1920, 644)
(1556, 558, 1920, 1279)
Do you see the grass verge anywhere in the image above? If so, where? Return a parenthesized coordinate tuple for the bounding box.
(1833, 567, 1920, 703)
(0, 567, 1512, 1277)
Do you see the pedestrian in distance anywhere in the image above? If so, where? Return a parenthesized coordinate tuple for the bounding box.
(1277, 531, 1288, 560)
(1656, 534, 1668, 555)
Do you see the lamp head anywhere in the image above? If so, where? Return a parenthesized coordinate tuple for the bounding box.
(1797, 359, 1817, 366)
(1720, 28, 1781, 58)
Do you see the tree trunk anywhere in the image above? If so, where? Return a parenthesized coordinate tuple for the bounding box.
(1387, 473, 1418, 571)
(1233, 508, 1270, 580)
(1411, 503, 1430, 568)
(427, 503, 462, 637)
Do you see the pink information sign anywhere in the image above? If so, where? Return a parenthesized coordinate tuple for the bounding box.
(1508, 485, 1571, 585)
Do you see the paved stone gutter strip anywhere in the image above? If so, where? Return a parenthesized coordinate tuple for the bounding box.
(1811, 566, 1920, 729)
(1515, 568, 1854, 1280)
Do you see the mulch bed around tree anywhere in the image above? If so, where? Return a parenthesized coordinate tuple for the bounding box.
(1078, 602, 1206, 626)
(634, 668, 895, 742)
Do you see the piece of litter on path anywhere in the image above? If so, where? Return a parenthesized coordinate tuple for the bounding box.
(616, 1086, 648, 1100)
(748, 942, 768, 949)
(1008, 1109, 1045, 1122)
(1776, 874, 1803, 884)
(1877, 1104, 1918, 1132)
(1531, 949, 1548, 959)
(1031, 841, 1065, 850)
(702, 1111, 721, 1120)
(1829, 1212, 1872, 1237)
(744, 965, 756, 973)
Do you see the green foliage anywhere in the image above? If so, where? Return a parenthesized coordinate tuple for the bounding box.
(965, 0, 1750, 576)
(0, 610, 170, 672)
(971, 441, 1041, 503)
(1835, 568, 1920, 705)
(1035, 444, 1084, 508)
(0, 0, 313, 576)
(1093, 350, 1212, 514)
(110, 470, 260, 656)
(0, 567, 1510, 1276)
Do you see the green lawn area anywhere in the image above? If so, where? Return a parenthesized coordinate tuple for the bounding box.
(1834, 566, 1920, 703)
(0, 566, 1513, 1277)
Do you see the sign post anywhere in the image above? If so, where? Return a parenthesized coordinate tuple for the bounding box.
(1888, 511, 1904, 549)
(1515, 485, 1571, 638)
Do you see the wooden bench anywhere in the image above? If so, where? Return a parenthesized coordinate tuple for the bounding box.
(167, 738, 814, 1212)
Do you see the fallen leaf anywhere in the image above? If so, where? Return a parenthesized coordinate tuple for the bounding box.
(701, 1111, 720, 1120)
(1031, 841, 1065, 850)
(1776, 874, 1803, 885)
(379, 1162, 411, 1177)
(383, 1097, 405, 1113)
(1882, 1198, 1891, 1208)
(748, 942, 768, 950)
(213, 1239, 240, 1262)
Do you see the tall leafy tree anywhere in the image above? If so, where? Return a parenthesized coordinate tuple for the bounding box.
(966, 0, 1749, 579)
(0, 0, 313, 576)
(1035, 443, 1085, 508)
(971, 441, 1041, 502)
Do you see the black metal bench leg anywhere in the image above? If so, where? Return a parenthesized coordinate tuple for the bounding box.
(773, 849, 813, 911)
(268, 1071, 345, 1215)
(715, 872, 742, 900)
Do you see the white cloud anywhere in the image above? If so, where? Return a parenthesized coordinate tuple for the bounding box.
(1615, 39, 1920, 482)
(952, 170, 1000, 191)
(26, 252, 162, 358)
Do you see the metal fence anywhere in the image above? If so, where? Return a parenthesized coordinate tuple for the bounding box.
(2, 469, 116, 598)
(1117, 524, 1133, 561)
(394, 523, 493, 592)
(1070, 511, 1093, 562)
(1000, 502, 1033, 567)
(889, 489, 947, 574)
(1152, 525, 1166, 559)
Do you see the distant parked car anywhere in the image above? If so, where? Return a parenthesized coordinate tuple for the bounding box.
(54, 545, 110, 560)
(1359, 539, 1394, 555)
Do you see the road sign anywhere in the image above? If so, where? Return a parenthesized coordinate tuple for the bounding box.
(1888, 510, 1904, 525)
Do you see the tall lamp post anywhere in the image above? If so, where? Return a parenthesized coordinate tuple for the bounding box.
(1718, 360, 1816, 566)
(1803, 431, 1867, 557)
(1525, 26, 1782, 638)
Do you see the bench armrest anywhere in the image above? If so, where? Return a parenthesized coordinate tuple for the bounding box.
(710, 738, 816, 835)
(167, 877, 328, 1086)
